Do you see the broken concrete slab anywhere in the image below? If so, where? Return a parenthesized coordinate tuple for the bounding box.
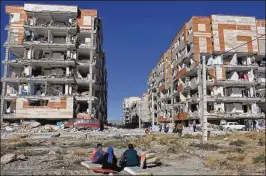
(5, 126, 14, 132)
(1, 154, 17, 165)
(51, 133, 60, 138)
(17, 154, 27, 161)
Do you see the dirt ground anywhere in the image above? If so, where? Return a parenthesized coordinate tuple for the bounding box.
(1, 131, 265, 175)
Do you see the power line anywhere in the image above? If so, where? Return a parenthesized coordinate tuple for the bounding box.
(203, 34, 266, 60)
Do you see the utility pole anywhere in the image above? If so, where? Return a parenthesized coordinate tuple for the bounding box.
(201, 55, 208, 143)
(138, 102, 141, 128)
(151, 92, 154, 126)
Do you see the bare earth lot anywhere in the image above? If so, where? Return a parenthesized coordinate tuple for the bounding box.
(1, 130, 265, 175)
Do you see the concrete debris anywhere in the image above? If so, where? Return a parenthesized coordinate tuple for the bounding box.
(51, 133, 61, 138)
(1, 120, 252, 141)
(17, 154, 27, 161)
(5, 126, 14, 132)
(28, 121, 41, 128)
(1, 154, 17, 165)
(48, 150, 56, 155)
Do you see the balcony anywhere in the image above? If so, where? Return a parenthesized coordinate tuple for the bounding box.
(159, 84, 166, 92)
(214, 80, 256, 87)
(177, 84, 183, 93)
(172, 51, 188, 69)
(175, 68, 187, 80)
(158, 116, 170, 122)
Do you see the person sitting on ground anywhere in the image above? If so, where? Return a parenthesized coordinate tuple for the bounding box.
(102, 147, 118, 171)
(119, 144, 139, 168)
(91, 143, 105, 164)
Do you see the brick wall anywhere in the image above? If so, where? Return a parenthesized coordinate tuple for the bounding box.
(173, 112, 187, 121)
(77, 9, 97, 29)
(16, 97, 74, 119)
(175, 67, 187, 80)
(256, 19, 266, 55)
(23, 98, 67, 109)
(6, 6, 26, 45)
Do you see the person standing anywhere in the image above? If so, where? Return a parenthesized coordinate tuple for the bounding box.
(176, 123, 184, 137)
(253, 120, 257, 131)
(245, 120, 249, 131)
(193, 120, 197, 132)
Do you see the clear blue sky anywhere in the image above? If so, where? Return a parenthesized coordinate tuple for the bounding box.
(1, 1, 265, 120)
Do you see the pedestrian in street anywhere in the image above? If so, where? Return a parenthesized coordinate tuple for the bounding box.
(176, 123, 184, 137)
(249, 120, 253, 131)
(193, 120, 196, 132)
(253, 120, 257, 131)
(245, 120, 249, 131)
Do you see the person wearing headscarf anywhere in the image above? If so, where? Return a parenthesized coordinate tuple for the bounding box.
(102, 147, 118, 171)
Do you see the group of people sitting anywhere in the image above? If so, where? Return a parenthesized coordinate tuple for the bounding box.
(90, 143, 140, 172)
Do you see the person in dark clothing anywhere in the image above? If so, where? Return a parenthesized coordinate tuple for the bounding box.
(119, 144, 139, 168)
(253, 120, 257, 131)
(100, 120, 104, 131)
(102, 147, 118, 171)
(193, 120, 197, 132)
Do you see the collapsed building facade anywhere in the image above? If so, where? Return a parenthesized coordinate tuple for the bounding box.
(122, 94, 151, 128)
(148, 15, 265, 126)
(1, 3, 107, 121)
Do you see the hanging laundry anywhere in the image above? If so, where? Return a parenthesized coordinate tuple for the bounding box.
(230, 53, 237, 65)
(243, 73, 248, 80)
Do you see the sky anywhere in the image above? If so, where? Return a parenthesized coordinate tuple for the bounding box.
(1, 1, 265, 120)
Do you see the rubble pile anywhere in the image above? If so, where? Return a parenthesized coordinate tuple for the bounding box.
(1, 121, 146, 139)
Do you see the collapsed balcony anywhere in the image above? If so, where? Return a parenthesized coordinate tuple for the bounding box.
(77, 32, 95, 47)
(26, 14, 77, 28)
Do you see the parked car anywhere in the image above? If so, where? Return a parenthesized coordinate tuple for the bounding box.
(220, 122, 245, 131)
(65, 119, 100, 129)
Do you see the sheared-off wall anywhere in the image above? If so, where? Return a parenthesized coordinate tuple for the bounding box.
(190, 16, 213, 64)
(77, 9, 98, 29)
(15, 97, 74, 119)
(164, 48, 172, 89)
(256, 20, 266, 55)
(211, 15, 258, 53)
(5, 6, 27, 45)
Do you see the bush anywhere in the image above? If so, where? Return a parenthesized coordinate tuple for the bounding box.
(218, 147, 244, 154)
(253, 154, 265, 164)
(226, 153, 245, 161)
(229, 140, 246, 147)
(190, 143, 219, 151)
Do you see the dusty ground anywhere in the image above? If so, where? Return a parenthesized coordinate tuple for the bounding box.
(1, 130, 265, 175)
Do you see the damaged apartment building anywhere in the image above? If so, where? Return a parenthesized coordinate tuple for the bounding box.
(0, 3, 107, 121)
(122, 94, 151, 128)
(148, 15, 265, 126)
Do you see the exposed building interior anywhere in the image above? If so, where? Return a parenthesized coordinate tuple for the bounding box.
(1, 3, 107, 121)
(147, 15, 265, 126)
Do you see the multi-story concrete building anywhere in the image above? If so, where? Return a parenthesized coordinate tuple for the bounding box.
(122, 93, 151, 127)
(123, 96, 141, 125)
(148, 14, 265, 126)
(1, 3, 107, 121)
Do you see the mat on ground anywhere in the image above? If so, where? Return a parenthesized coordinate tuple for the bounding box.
(123, 166, 152, 176)
(92, 168, 118, 174)
(81, 160, 102, 170)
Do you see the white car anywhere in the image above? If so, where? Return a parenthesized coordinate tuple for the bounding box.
(220, 122, 246, 131)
